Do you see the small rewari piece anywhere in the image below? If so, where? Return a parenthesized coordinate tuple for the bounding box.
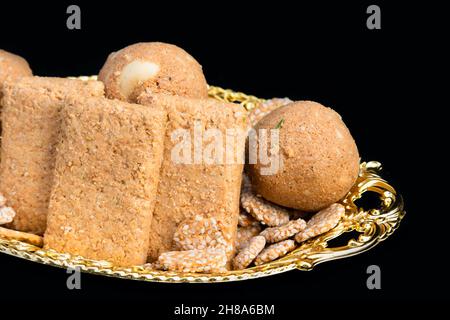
(0, 226, 43, 247)
(138, 92, 247, 261)
(173, 214, 233, 255)
(157, 248, 228, 273)
(248, 98, 292, 127)
(295, 203, 345, 243)
(240, 188, 290, 227)
(241, 173, 252, 192)
(260, 218, 306, 243)
(0, 77, 104, 234)
(232, 236, 266, 270)
(254, 239, 296, 265)
(235, 225, 262, 251)
(238, 209, 259, 227)
(0, 193, 6, 207)
(43, 96, 166, 266)
(98, 42, 208, 102)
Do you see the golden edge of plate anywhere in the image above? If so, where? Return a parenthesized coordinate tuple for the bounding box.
(0, 81, 406, 283)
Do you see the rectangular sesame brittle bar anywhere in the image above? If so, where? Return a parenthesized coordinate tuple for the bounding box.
(0, 77, 104, 234)
(43, 96, 166, 266)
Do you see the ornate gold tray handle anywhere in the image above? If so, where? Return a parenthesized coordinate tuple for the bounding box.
(279, 161, 406, 271)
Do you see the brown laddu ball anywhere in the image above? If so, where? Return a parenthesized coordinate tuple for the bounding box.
(247, 101, 360, 212)
(0, 49, 33, 95)
(98, 42, 208, 102)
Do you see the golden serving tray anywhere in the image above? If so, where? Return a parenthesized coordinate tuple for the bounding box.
(0, 84, 405, 283)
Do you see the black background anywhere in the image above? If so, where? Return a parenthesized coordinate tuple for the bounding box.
(0, 0, 446, 310)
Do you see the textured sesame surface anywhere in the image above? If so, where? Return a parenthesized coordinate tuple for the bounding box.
(0, 226, 43, 246)
(138, 92, 247, 262)
(0, 77, 104, 234)
(240, 187, 290, 227)
(295, 203, 345, 243)
(232, 235, 266, 270)
(43, 96, 166, 266)
(0, 205, 15, 225)
(173, 214, 233, 256)
(240, 174, 290, 227)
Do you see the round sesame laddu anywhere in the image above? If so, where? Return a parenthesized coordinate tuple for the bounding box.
(235, 224, 262, 251)
(254, 239, 296, 265)
(98, 42, 208, 102)
(173, 214, 233, 255)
